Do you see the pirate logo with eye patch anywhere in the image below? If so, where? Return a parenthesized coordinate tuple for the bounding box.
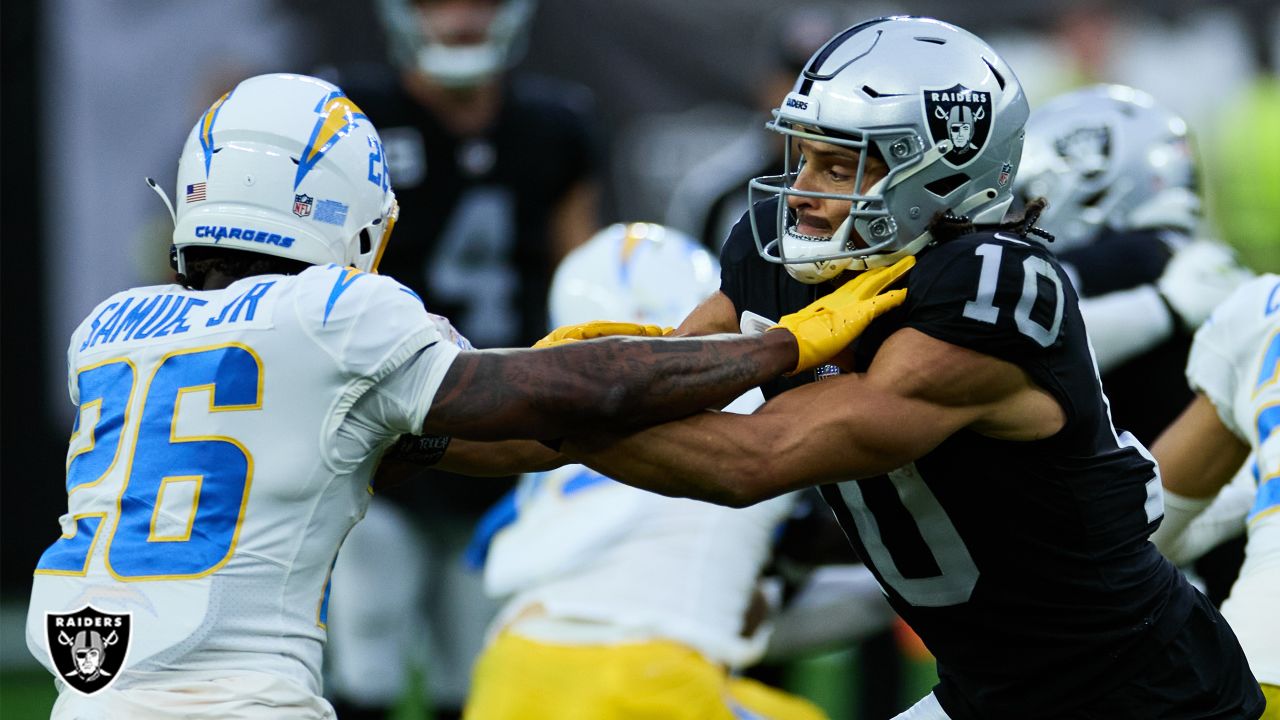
(45, 606, 131, 695)
(923, 84, 993, 168)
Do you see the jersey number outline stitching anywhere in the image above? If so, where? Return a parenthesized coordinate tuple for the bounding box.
(37, 344, 263, 581)
(835, 464, 980, 608)
(961, 242, 1065, 347)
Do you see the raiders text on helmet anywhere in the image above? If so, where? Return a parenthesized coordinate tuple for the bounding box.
(749, 16, 1029, 283)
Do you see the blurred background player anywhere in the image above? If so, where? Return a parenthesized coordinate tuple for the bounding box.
(1014, 83, 1257, 601)
(322, 1, 603, 717)
(462, 222, 826, 720)
(1148, 272, 1280, 719)
(664, 6, 861, 252)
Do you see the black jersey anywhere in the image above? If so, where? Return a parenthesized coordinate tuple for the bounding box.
(1058, 228, 1191, 445)
(339, 68, 598, 348)
(720, 201, 1206, 719)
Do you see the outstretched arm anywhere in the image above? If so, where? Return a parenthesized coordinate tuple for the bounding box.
(424, 257, 913, 442)
(1148, 393, 1251, 557)
(561, 328, 1065, 507)
(422, 331, 797, 440)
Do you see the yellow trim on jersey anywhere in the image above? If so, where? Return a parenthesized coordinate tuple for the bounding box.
(147, 475, 203, 542)
(67, 358, 137, 496)
(32, 512, 108, 577)
(105, 342, 263, 583)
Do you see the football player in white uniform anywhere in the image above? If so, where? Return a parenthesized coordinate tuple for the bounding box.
(26, 73, 910, 719)
(463, 222, 826, 720)
(1150, 273, 1280, 718)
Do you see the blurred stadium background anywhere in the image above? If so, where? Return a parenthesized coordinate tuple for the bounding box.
(2, 0, 1277, 716)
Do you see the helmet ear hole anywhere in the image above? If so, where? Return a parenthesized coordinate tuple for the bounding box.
(925, 173, 968, 198)
(359, 229, 372, 255)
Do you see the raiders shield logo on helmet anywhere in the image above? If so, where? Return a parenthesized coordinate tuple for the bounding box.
(923, 84, 994, 168)
(1055, 126, 1111, 178)
(45, 606, 131, 695)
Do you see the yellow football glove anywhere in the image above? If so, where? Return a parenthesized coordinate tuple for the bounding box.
(771, 255, 915, 373)
(534, 320, 672, 348)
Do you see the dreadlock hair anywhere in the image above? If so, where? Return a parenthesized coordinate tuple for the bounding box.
(177, 246, 313, 290)
(926, 196, 1055, 244)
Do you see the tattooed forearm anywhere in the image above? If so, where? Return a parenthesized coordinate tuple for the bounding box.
(422, 332, 797, 440)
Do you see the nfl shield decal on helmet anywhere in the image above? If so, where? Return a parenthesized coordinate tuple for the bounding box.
(924, 84, 993, 168)
(294, 193, 314, 218)
(45, 606, 131, 696)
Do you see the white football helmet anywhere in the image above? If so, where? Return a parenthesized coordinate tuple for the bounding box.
(749, 16, 1028, 283)
(170, 73, 397, 276)
(1016, 84, 1200, 252)
(548, 222, 719, 329)
(377, 0, 535, 88)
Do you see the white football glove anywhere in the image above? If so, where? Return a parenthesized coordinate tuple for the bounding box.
(1156, 240, 1255, 332)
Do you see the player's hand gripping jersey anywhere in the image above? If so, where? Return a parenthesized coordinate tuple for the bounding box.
(1185, 274, 1280, 685)
(720, 200, 1202, 718)
(27, 265, 461, 696)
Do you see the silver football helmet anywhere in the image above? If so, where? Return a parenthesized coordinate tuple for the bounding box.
(1016, 84, 1200, 252)
(377, 0, 535, 88)
(749, 16, 1028, 283)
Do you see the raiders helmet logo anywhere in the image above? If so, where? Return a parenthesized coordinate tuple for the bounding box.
(45, 606, 131, 696)
(923, 84, 994, 168)
(1055, 126, 1111, 179)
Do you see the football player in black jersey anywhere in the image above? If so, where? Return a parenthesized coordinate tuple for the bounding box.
(1015, 85, 1257, 606)
(320, 2, 602, 718)
(551, 17, 1264, 720)
(1015, 84, 1253, 447)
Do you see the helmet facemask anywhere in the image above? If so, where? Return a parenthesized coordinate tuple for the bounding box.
(750, 112, 947, 283)
(747, 17, 1028, 284)
(378, 0, 535, 88)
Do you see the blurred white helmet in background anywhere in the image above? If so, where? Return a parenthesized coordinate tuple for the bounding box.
(172, 73, 397, 275)
(377, 0, 536, 88)
(549, 222, 719, 329)
(1016, 84, 1200, 252)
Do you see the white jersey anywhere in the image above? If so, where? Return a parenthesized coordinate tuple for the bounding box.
(484, 390, 795, 668)
(1185, 272, 1280, 685)
(27, 265, 461, 697)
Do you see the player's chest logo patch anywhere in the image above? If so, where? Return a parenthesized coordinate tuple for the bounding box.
(923, 84, 993, 168)
(45, 606, 132, 696)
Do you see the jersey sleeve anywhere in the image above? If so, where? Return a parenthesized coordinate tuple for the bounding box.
(1055, 228, 1175, 297)
(295, 265, 444, 382)
(1186, 274, 1280, 440)
(903, 235, 1071, 367)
